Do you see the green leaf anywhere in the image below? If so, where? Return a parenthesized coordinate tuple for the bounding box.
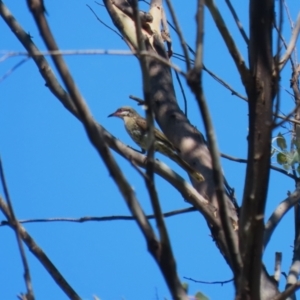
(195, 291, 209, 300)
(277, 152, 287, 165)
(276, 133, 287, 151)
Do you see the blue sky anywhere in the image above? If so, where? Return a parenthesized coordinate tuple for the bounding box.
(0, 0, 299, 299)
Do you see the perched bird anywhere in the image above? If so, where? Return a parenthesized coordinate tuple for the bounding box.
(108, 106, 204, 182)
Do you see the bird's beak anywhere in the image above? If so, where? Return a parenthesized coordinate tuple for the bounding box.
(108, 111, 117, 118)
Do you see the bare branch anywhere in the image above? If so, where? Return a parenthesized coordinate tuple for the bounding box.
(264, 187, 300, 248)
(279, 13, 300, 71)
(86, 4, 124, 39)
(0, 57, 30, 83)
(284, 194, 300, 299)
(238, 0, 276, 298)
(0, 0, 218, 233)
(0, 197, 81, 300)
(202, 64, 248, 101)
(205, 0, 249, 86)
(224, 0, 249, 44)
(0, 207, 197, 226)
(187, 0, 242, 279)
(165, 0, 190, 70)
(272, 281, 300, 300)
(0, 158, 35, 300)
(221, 152, 297, 179)
(174, 70, 188, 116)
(26, 0, 160, 258)
(184, 276, 234, 285)
(274, 252, 282, 284)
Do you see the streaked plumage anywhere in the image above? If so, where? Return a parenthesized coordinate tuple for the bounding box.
(108, 106, 204, 182)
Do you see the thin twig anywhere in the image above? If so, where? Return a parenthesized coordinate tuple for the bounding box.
(0, 197, 81, 299)
(273, 0, 283, 125)
(276, 113, 300, 126)
(165, 0, 190, 70)
(129, 94, 145, 105)
(202, 64, 248, 101)
(0, 207, 197, 226)
(86, 4, 123, 39)
(0, 49, 134, 62)
(172, 52, 248, 101)
(0, 57, 30, 83)
(0, 49, 186, 75)
(205, 0, 249, 86)
(0, 158, 35, 300)
(174, 70, 188, 116)
(279, 13, 300, 71)
(184, 276, 234, 285)
(224, 0, 249, 44)
(221, 152, 297, 179)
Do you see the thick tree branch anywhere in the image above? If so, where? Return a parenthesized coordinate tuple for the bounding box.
(26, 0, 162, 268)
(238, 0, 276, 299)
(132, 1, 188, 298)
(0, 0, 219, 231)
(102, 0, 237, 276)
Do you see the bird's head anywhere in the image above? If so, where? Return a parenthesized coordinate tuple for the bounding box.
(108, 106, 138, 119)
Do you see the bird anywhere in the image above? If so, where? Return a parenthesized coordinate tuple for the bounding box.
(108, 106, 204, 182)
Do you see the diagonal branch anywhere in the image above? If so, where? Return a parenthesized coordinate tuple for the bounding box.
(279, 13, 300, 71)
(0, 0, 218, 231)
(0, 158, 35, 300)
(26, 0, 160, 257)
(187, 0, 241, 279)
(0, 197, 81, 300)
(165, 0, 190, 70)
(224, 0, 249, 44)
(205, 0, 249, 87)
(264, 187, 300, 248)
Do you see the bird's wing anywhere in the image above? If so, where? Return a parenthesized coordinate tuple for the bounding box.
(153, 128, 177, 151)
(135, 117, 177, 151)
(135, 117, 148, 136)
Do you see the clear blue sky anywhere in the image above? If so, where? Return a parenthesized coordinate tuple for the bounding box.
(0, 1, 299, 299)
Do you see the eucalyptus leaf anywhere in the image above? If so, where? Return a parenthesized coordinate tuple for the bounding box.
(276, 133, 287, 151)
(277, 152, 288, 165)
